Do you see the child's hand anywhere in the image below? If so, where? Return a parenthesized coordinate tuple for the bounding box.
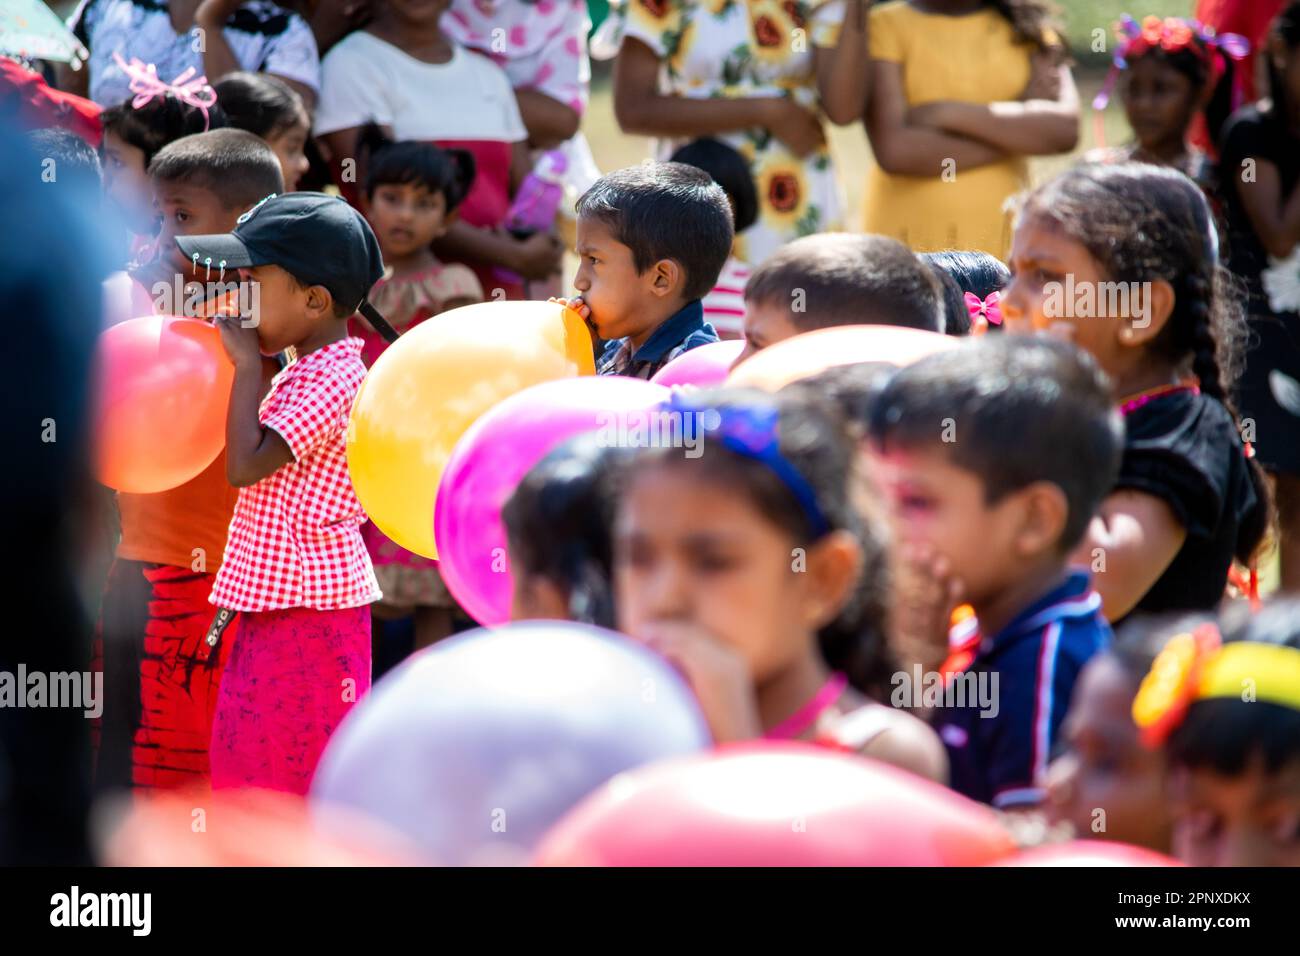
(762, 97, 827, 159)
(548, 295, 590, 321)
(889, 542, 965, 677)
(1022, 52, 1063, 102)
(194, 0, 246, 28)
(510, 232, 564, 280)
(633, 620, 763, 744)
(214, 314, 263, 369)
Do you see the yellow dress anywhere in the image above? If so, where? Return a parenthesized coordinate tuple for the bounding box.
(863, 2, 1039, 256)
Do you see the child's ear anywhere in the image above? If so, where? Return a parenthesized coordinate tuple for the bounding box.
(802, 530, 864, 632)
(306, 284, 334, 320)
(1013, 481, 1070, 560)
(650, 258, 685, 299)
(438, 207, 461, 236)
(1118, 278, 1174, 349)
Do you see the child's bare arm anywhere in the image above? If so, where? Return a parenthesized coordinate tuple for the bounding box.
(1233, 157, 1300, 259)
(1070, 489, 1188, 622)
(904, 59, 1080, 156)
(811, 0, 872, 125)
(216, 316, 294, 487)
(865, 60, 1008, 177)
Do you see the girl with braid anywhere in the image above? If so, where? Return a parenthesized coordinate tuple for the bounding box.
(1000, 163, 1271, 623)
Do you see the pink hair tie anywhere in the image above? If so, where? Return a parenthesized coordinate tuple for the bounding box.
(111, 52, 218, 130)
(965, 291, 1002, 336)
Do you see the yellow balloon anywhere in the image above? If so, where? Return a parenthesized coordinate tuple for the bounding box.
(348, 300, 596, 558)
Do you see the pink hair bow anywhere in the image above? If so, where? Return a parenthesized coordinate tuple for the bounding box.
(965, 291, 1002, 336)
(111, 52, 218, 130)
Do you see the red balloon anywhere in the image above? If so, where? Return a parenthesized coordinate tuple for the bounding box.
(92, 315, 234, 493)
(995, 842, 1183, 867)
(534, 741, 1016, 866)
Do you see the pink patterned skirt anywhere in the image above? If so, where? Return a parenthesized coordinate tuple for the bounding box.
(210, 605, 371, 795)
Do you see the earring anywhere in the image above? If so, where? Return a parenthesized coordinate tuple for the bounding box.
(204, 257, 212, 281)
(218, 260, 226, 283)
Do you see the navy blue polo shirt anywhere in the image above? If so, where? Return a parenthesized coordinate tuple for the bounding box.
(934, 570, 1111, 809)
(597, 299, 718, 379)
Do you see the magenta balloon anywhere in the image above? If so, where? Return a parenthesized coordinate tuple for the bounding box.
(434, 376, 669, 624)
(650, 339, 745, 388)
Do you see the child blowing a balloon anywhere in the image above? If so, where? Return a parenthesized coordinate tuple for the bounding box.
(96, 129, 284, 794)
(867, 336, 1122, 809)
(611, 386, 948, 783)
(562, 162, 725, 379)
(176, 193, 394, 795)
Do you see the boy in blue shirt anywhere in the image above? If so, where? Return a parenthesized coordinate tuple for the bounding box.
(562, 162, 727, 379)
(868, 337, 1124, 809)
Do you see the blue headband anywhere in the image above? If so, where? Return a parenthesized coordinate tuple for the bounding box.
(660, 391, 832, 540)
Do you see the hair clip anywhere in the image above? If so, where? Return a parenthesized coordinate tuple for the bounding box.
(659, 390, 832, 539)
(111, 52, 218, 131)
(965, 291, 1002, 336)
(1132, 622, 1223, 749)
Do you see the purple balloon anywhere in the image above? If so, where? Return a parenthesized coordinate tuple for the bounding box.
(434, 375, 669, 625)
(310, 621, 711, 865)
(650, 339, 745, 388)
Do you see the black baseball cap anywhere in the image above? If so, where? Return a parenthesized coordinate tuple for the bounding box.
(175, 192, 398, 342)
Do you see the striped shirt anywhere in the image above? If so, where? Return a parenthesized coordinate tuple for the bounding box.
(934, 570, 1110, 809)
(701, 255, 749, 340)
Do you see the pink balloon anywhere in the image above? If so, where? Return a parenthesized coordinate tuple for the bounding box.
(92, 315, 234, 493)
(650, 339, 745, 388)
(995, 842, 1183, 867)
(434, 376, 669, 625)
(534, 741, 1018, 866)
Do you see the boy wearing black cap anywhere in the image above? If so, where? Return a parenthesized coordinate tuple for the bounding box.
(175, 192, 393, 794)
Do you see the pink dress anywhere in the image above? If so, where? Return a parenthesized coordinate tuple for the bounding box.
(348, 261, 484, 608)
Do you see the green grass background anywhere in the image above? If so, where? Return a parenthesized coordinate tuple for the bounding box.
(582, 0, 1199, 225)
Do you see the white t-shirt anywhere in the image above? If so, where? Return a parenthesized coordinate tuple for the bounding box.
(314, 31, 526, 143)
(69, 0, 320, 107)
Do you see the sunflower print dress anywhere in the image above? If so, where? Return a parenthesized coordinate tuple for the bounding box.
(617, 0, 847, 266)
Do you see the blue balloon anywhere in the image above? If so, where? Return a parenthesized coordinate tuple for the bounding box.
(310, 621, 710, 865)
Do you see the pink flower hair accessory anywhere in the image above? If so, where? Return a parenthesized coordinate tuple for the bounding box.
(965, 291, 1002, 336)
(111, 52, 218, 130)
(1091, 15, 1250, 112)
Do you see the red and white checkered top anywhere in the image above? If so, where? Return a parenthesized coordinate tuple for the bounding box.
(211, 337, 380, 612)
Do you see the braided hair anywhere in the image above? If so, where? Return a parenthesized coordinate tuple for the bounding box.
(1020, 162, 1272, 564)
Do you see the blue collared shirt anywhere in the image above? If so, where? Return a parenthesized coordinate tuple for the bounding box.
(597, 299, 718, 379)
(934, 570, 1111, 809)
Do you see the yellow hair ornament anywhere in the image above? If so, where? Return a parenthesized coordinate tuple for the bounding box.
(1133, 626, 1300, 749)
(1198, 642, 1300, 710)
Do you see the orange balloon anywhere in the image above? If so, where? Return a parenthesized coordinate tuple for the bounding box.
(348, 300, 596, 559)
(92, 315, 234, 493)
(727, 324, 960, 391)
